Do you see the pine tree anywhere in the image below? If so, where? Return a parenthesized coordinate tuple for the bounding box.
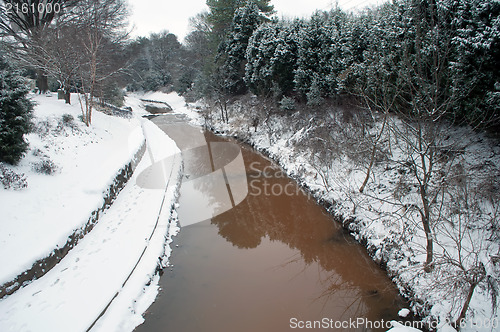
(449, 0, 500, 128)
(217, 1, 263, 95)
(0, 56, 33, 165)
(245, 22, 281, 96)
(294, 10, 349, 105)
(206, 0, 273, 43)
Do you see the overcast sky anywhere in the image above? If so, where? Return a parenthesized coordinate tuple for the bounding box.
(127, 0, 382, 41)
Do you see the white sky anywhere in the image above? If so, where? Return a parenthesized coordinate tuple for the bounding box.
(127, 0, 382, 41)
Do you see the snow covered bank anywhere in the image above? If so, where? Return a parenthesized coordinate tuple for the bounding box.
(124, 91, 188, 117)
(0, 97, 183, 331)
(0, 93, 145, 296)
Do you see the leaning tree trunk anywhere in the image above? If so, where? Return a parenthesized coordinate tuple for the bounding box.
(455, 282, 478, 330)
(455, 266, 486, 330)
(359, 113, 388, 193)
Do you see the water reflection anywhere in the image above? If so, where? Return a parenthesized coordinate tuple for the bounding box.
(144, 120, 249, 227)
(210, 143, 404, 324)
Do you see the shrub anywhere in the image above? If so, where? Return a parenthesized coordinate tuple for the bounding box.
(0, 56, 34, 164)
(141, 71, 172, 92)
(61, 114, 74, 126)
(31, 158, 59, 175)
(279, 96, 296, 111)
(32, 119, 51, 137)
(0, 162, 28, 190)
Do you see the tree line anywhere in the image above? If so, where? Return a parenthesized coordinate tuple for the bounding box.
(2, 0, 498, 164)
(178, 0, 499, 131)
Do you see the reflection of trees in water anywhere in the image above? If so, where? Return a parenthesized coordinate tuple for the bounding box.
(180, 136, 246, 222)
(210, 148, 405, 323)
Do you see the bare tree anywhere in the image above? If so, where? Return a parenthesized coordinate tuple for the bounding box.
(384, 0, 457, 271)
(358, 95, 392, 193)
(0, 0, 78, 92)
(65, 0, 129, 125)
(429, 163, 499, 329)
(1, 0, 129, 125)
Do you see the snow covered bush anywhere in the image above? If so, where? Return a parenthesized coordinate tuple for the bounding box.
(61, 114, 74, 125)
(306, 77, 324, 106)
(0, 55, 34, 165)
(0, 162, 28, 190)
(279, 96, 295, 111)
(32, 119, 52, 137)
(55, 114, 79, 134)
(141, 71, 171, 92)
(31, 158, 59, 175)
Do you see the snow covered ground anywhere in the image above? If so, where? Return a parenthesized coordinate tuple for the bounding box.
(0, 93, 146, 286)
(0, 93, 183, 331)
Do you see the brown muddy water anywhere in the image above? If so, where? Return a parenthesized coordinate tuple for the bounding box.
(135, 129, 407, 332)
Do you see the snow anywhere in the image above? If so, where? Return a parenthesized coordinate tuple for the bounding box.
(399, 308, 411, 318)
(0, 93, 183, 331)
(124, 91, 188, 117)
(387, 321, 424, 332)
(0, 93, 144, 286)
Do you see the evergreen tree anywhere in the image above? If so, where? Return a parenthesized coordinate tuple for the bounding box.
(206, 0, 273, 44)
(350, 3, 405, 111)
(0, 56, 33, 165)
(245, 20, 302, 98)
(216, 1, 263, 95)
(449, 0, 500, 127)
(245, 22, 279, 96)
(294, 10, 349, 104)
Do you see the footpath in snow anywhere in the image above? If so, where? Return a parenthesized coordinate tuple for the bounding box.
(0, 93, 183, 331)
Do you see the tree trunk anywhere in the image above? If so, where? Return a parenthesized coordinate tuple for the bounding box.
(416, 193, 434, 272)
(423, 223, 434, 272)
(359, 149, 376, 193)
(421, 202, 434, 272)
(455, 282, 478, 330)
(36, 69, 49, 94)
(219, 100, 226, 123)
(359, 109, 388, 193)
(64, 90, 71, 104)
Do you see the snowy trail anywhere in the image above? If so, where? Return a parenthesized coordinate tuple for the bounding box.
(0, 120, 182, 332)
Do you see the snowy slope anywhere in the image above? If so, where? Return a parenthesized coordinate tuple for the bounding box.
(0, 122, 181, 332)
(0, 95, 182, 331)
(0, 93, 144, 286)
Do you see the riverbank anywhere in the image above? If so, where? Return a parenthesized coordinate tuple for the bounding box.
(0, 93, 144, 293)
(164, 92, 499, 331)
(0, 93, 183, 331)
